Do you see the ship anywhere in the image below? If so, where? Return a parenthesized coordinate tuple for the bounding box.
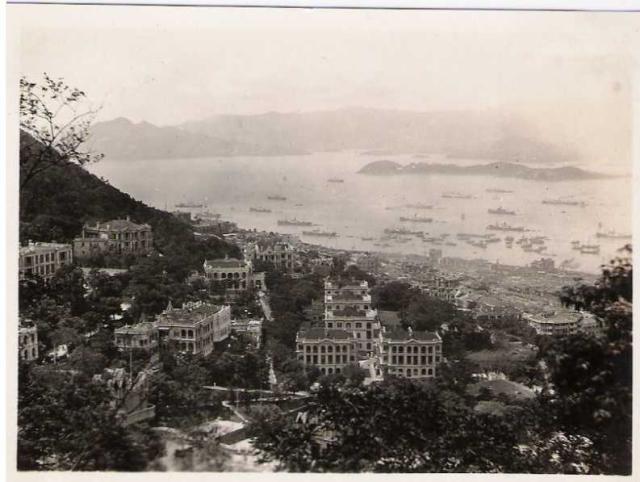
(580, 244, 600, 255)
(486, 189, 514, 194)
(250, 207, 272, 213)
(405, 203, 433, 210)
(327, 178, 345, 183)
(384, 228, 422, 236)
(487, 223, 526, 232)
(175, 202, 205, 209)
(267, 195, 287, 201)
(302, 230, 338, 238)
(542, 199, 586, 207)
(277, 219, 313, 227)
(442, 193, 473, 199)
(399, 215, 433, 223)
(596, 230, 632, 240)
(488, 207, 516, 216)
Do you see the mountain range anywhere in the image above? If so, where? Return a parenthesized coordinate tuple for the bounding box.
(87, 108, 578, 163)
(357, 160, 610, 181)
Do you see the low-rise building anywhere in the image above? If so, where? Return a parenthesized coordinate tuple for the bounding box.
(377, 327, 442, 379)
(203, 257, 264, 292)
(230, 318, 263, 347)
(296, 327, 357, 376)
(526, 310, 601, 337)
(530, 258, 555, 272)
(155, 301, 231, 356)
(114, 321, 158, 351)
(525, 310, 582, 336)
(19, 319, 38, 361)
(19, 241, 73, 281)
(247, 240, 297, 273)
(73, 216, 153, 258)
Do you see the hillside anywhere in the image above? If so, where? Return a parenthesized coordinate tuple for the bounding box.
(357, 160, 610, 181)
(87, 108, 577, 164)
(19, 131, 239, 275)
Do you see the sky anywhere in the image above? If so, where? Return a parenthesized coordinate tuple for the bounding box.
(8, 5, 639, 168)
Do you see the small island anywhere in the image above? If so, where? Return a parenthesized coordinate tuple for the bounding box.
(358, 160, 612, 181)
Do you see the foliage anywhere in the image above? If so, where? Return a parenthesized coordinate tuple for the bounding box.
(250, 378, 531, 472)
(19, 74, 103, 190)
(17, 362, 163, 470)
(371, 281, 415, 311)
(539, 246, 632, 474)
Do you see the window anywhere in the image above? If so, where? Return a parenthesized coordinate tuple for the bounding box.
(321, 346, 326, 353)
(422, 368, 426, 375)
(327, 345, 333, 353)
(421, 356, 426, 365)
(391, 346, 397, 353)
(327, 323, 333, 328)
(398, 346, 404, 353)
(421, 346, 426, 353)
(392, 355, 397, 364)
(313, 346, 318, 353)
(355, 323, 362, 328)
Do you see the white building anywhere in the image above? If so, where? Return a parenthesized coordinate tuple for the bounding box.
(19, 241, 73, 281)
(19, 319, 39, 361)
(155, 301, 231, 356)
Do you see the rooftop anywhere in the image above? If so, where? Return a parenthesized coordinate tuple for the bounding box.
(204, 257, 247, 269)
(115, 321, 156, 335)
(20, 242, 71, 255)
(156, 301, 227, 326)
(86, 218, 151, 231)
(382, 328, 440, 342)
(298, 328, 353, 341)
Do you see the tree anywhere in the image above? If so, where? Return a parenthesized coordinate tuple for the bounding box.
(19, 74, 103, 190)
(540, 246, 632, 474)
(250, 378, 531, 472)
(18, 362, 162, 470)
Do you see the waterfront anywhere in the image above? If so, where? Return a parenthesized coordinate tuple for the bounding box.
(90, 151, 631, 273)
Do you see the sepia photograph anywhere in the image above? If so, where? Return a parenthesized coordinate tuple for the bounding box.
(5, 3, 636, 475)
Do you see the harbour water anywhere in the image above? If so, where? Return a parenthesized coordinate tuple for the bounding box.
(89, 151, 632, 274)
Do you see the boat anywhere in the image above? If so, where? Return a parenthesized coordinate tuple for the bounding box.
(486, 189, 514, 194)
(399, 215, 433, 223)
(175, 202, 205, 209)
(384, 228, 422, 236)
(580, 244, 600, 255)
(405, 203, 433, 210)
(488, 207, 516, 216)
(505, 236, 515, 242)
(487, 223, 526, 232)
(267, 195, 287, 201)
(442, 193, 473, 199)
(596, 230, 632, 240)
(328, 178, 345, 183)
(277, 219, 313, 227)
(542, 199, 586, 207)
(302, 230, 338, 238)
(250, 207, 272, 213)
(361, 237, 375, 241)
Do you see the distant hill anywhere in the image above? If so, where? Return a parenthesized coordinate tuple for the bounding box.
(357, 160, 610, 181)
(87, 108, 578, 164)
(19, 131, 239, 275)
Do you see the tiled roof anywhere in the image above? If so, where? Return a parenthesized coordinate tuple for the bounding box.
(378, 310, 402, 328)
(382, 328, 440, 342)
(298, 328, 353, 341)
(204, 258, 246, 269)
(90, 219, 150, 231)
(115, 321, 156, 335)
(20, 242, 71, 255)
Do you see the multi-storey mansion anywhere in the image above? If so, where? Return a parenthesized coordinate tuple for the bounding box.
(73, 216, 153, 258)
(19, 241, 73, 281)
